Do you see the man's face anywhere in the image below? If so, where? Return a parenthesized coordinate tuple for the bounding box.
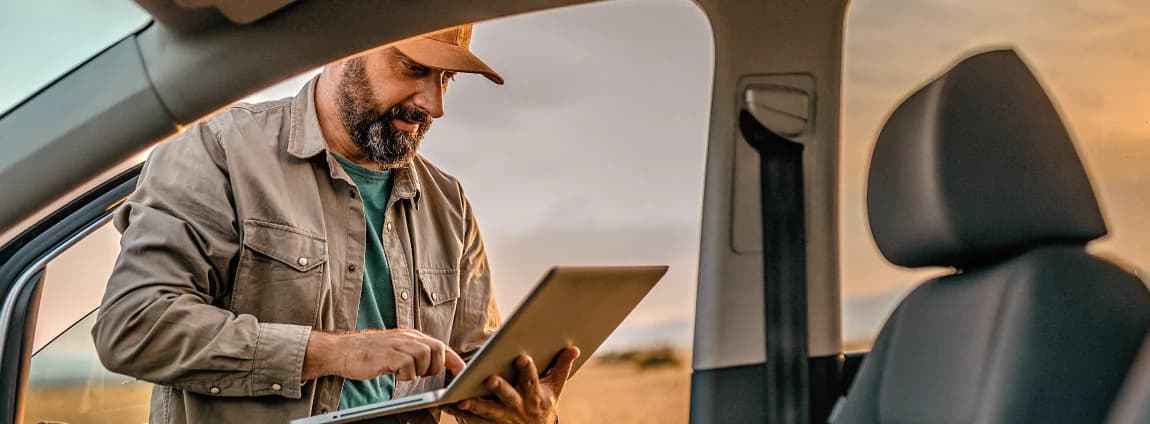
(336, 48, 454, 167)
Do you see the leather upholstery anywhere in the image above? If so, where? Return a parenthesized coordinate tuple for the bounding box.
(1109, 336, 1150, 424)
(867, 50, 1106, 269)
(836, 49, 1150, 424)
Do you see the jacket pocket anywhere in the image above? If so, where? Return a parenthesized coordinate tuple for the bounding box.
(231, 219, 327, 326)
(416, 268, 461, 341)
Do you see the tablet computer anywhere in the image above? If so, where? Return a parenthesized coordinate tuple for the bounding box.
(292, 265, 669, 424)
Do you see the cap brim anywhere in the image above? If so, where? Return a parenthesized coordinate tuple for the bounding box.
(394, 38, 504, 85)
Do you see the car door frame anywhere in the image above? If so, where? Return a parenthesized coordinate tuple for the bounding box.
(0, 165, 140, 423)
(690, 0, 850, 422)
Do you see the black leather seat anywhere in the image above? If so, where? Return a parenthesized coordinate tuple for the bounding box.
(1109, 336, 1150, 423)
(833, 49, 1150, 424)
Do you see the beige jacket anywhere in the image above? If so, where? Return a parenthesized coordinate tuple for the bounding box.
(91, 77, 500, 424)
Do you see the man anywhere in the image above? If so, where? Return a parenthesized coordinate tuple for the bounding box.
(92, 25, 578, 424)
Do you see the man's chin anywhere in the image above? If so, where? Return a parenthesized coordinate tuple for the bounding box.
(365, 149, 419, 169)
(352, 133, 421, 168)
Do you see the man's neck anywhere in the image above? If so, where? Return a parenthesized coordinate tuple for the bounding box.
(314, 72, 391, 171)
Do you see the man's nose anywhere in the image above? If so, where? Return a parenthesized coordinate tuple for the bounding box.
(412, 78, 445, 119)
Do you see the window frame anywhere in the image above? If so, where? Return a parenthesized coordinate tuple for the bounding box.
(0, 164, 140, 423)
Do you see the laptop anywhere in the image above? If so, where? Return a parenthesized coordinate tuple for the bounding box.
(292, 265, 669, 424)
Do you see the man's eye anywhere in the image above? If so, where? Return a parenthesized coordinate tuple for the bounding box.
(401, 59, 425, 74)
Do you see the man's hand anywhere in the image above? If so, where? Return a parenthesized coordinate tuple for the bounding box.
(444, 345, 581, 424)
(303, 329, 465, 381)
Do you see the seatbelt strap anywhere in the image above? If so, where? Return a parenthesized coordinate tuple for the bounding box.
(739, 109, 809, 424)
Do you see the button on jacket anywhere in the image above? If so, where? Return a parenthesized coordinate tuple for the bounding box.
(92, 77, 501, 424)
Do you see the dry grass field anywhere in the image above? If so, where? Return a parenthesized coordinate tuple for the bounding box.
(445, 351, 692, 424)
(24, 351, 691, 424)
(24, 382, 152, 424)
(549, 359, 691, 424)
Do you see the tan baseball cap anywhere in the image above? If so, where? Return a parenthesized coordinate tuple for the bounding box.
(393, 24, 505, 85)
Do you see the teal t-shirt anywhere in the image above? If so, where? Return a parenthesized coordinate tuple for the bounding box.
(333, 154, 399, 422)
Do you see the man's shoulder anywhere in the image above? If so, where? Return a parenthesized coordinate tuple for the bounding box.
(411, 155, 460, 184)
(205, 97, 293, 129)
(193, 97, 295, 155)
(410, 155, 470, 206)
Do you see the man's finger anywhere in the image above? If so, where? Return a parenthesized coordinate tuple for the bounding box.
(395, 328, 425, 338)
(546, 345, 581, 395)
(515, 354, 542, 410)
(441, 405, 492, 423)
(394, 342, 432, 377)
(392, 353, 417, 381)
(418, 338, 447, 377)
(455, 398, 505, 420)
(445, 347, 466, 376)
(440, 405, 466, 417)
(485, 376, 523, 409)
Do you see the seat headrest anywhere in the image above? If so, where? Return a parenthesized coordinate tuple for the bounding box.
(866, 49, 1106, 268)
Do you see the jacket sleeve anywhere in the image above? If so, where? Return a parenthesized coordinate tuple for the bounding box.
(449, 188, 501, 362)
(91, 120, 311, 399)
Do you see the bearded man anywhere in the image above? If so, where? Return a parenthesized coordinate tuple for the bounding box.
(92, 25, 579, 424)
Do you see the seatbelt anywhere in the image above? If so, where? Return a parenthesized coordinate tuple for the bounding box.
(739, 109, 809, 424)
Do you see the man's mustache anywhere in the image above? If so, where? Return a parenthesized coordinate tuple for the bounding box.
(384, 105, 432, 126)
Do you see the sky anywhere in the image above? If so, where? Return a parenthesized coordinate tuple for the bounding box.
(22, 0, 1150, 358)
(32, 0, 717, 355)
(0, 0, 149, 115)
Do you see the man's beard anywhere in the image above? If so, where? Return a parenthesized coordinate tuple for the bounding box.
(337, 58, 432, 167)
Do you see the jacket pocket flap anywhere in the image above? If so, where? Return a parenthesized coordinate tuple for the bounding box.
(242, 219, 327, 272)
(417, 269, 461, 306)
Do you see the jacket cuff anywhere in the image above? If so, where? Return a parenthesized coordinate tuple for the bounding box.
(251, 322, 311, 398)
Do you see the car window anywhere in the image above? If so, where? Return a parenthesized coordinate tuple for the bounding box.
(841, 0, 1150, 350)
(23, 221, 152, 424)
(31, 223, 121, 351)
(25, 312, 152, 424)
(17, 1, 711, 422)
(0, 0, 149, 115)
(242, 1, 712, 422)
(433, 2, 710, 421)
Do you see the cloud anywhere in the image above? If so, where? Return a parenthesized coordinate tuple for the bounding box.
(421, 0, 713, 247)
(406, 0, 714, 349)
(844, 0, 1150, 144)
(447, 0, 713, 130)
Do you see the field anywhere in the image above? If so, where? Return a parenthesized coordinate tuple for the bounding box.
(444, 354, 692, 424)
(23, 352, 691, 424)
(24, 382, 152, 424)
(550, 358, 691, 424)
